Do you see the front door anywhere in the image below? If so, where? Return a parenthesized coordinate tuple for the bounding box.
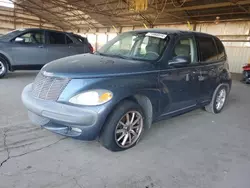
(159, 35, 200, 116)
(9, 30, 47, 66)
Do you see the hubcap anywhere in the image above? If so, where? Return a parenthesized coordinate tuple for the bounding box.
(0, 61, 6, 75)
(115, 111, 143, 148)
(215, 89, 226, 111)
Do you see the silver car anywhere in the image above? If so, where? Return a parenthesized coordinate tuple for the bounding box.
(0, 28, 93, 78)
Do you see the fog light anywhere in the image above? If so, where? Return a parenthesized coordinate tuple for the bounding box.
(71, 127, 82, 133)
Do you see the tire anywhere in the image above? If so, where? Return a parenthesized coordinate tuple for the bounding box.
(242, 71, 246, 82)
(100, 100, 145, 152)
(205, 84, 228, 114)
(0, 57, 8, 78)
(242, 71, 249, 84)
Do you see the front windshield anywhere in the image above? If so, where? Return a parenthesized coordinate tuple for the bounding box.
(97, 32, 169, 61)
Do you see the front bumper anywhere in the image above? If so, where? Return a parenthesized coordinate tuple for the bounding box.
(22, 84, 106, 140)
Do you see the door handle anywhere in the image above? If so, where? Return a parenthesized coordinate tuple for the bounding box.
(38, 45, 44, 48)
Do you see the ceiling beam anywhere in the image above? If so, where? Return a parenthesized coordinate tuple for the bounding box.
(121, 0, 154, 27)
(229, 0, 250, 14)
(0, 13, 42, 23)
(46, 0, 96, 29)
(120, 0, 250, 16)
(20, 0, 79, 30)
(176, 0, 193, 20)
(79, 0, 121, 28)
(0, 18, 59, 30)
(72, 17, 250, 28)
(8, 0, 65, 30)
(149, 1, 187, 23)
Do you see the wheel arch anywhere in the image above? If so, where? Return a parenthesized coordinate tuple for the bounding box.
(99, 93, 154, 137)
(131, 94, 153, 130)
(118, 94, 154, 130)
(219, 68, 232, 93)
(0, 52, 12, 71)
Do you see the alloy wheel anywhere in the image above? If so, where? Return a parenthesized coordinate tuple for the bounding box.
(0, 61, 6, 75)
(215, 88, 226, 111)
(115, 111, 143, 148)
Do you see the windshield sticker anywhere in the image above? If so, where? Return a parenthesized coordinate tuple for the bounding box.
(146, 32, 167, 39)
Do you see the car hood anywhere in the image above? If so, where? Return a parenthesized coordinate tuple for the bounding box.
(42, 53, 156, 78)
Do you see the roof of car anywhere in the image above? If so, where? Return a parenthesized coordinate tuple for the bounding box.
(18, 28, 73, 34)
(128, 28, 214, 37)
(16, 28, 214, 38)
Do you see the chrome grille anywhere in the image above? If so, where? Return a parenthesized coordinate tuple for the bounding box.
(31, 72, 70, 101)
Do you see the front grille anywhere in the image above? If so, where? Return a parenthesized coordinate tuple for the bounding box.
(31, 72, 70, 101)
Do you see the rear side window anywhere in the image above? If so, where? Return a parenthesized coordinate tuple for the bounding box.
(214, 37, 226, 60)
(66, 36, 73, 44)
(197, 36, 218, 63)
(73, 34, 87, 43)
(48, 31, 66, 44)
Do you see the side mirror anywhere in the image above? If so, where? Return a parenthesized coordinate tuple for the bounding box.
(14, 37, 25, 43)
(168, 56, 191, 66)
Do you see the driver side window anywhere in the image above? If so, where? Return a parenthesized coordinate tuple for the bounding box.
(171, 37, 197, 64)
(15, 31, 45, 44)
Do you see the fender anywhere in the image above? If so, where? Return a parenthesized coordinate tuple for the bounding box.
(218, 62, 232, 91)
(58, 73, 162, 125)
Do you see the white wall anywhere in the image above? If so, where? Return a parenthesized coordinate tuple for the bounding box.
(226, 47, 250, 73)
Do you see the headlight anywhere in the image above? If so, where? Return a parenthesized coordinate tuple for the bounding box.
(69, 89, 113, 106)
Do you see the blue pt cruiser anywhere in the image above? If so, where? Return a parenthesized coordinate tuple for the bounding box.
(22, 29, 232, 151)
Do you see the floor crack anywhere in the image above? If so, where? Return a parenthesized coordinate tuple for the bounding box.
(73, 177, 84, 188)
(0, 129, 10, 168)
(0, 136, 67, 169)
(10, 137, 67, 158)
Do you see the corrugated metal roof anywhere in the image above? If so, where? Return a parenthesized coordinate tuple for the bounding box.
(1, 0, 250, 31)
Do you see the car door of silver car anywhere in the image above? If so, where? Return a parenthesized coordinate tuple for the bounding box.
(8, 30, 47, 66)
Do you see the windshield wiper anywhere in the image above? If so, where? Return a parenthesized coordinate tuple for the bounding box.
(108, 54, 128, 59)
(95, 52, 128, 59)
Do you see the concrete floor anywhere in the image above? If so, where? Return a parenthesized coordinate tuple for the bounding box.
(0, 71, 250, 188)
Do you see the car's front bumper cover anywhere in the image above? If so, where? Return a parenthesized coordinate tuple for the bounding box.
(22, 84, 105, 140)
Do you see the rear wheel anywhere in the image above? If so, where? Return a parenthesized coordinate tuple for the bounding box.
(0, 58, 8, 78)
(243, 71, 250, 84)
(205, 84, 228, 114)
(100, 100, 145, 152)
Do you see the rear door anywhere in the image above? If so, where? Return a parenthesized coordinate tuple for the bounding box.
(9, 30, 47, 66)
(196, 35, 225, 103)
(46, 31, 73, 62)
(159, 35, 200, 115)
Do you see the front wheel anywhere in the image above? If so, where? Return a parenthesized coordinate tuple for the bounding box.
(205, 84, 228, 114)
(100, 100, 145, 152)
(0, 58, 8, 78)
